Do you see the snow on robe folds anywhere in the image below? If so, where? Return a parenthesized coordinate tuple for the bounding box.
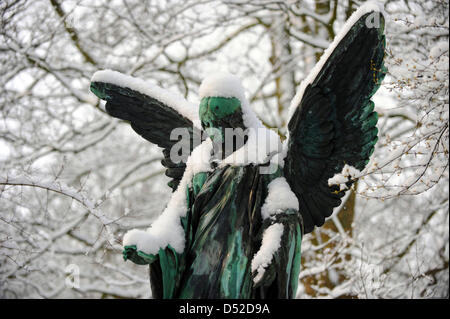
(251, 177, 299, 283)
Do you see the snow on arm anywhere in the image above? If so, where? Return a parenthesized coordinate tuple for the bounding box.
(250, 178, 299, 284)
(261, 177, 299, 220)
(122, 139, 213, 254)
(251, 223, 284, 284)
(91, 69, 201, 128)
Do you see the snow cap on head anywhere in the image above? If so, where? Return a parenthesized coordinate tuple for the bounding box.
(198, 72, 264, 129)
(199, 72, 247, 103)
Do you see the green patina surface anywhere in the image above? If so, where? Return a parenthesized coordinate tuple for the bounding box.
(220, 231, 249, 298)
(199, 97, 241, 126)
(289, 223, 302, 296)
(192, 172, 208, 196)
(199, 97, 244, 143)
(91, 82, 135, 101)
(183, 165, 302, 298)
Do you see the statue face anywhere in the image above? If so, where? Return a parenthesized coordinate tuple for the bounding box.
(199, 96, 243, 137)
(199, 96, 248, 158)
(199, 97, 241, 126)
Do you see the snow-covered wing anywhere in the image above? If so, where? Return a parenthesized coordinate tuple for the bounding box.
(90, 70, 202, 191)
(284, 4, 386, 233)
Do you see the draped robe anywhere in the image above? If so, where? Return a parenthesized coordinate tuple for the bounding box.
(144, 164, 303, 299)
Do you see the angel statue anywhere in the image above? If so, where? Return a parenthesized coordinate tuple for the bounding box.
(89, 3, 386, 299)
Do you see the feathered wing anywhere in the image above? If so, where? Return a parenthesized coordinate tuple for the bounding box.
(284, 6, 387, 234)
(90, 70, 202, 191)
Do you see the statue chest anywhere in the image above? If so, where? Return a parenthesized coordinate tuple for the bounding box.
(178, 164, 279, 298)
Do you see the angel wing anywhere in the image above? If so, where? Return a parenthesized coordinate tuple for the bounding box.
(284, 5, 387, 234)
(90, 70, 203, 191)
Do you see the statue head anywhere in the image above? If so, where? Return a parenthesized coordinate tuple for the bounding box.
(198, 73, 248, 158)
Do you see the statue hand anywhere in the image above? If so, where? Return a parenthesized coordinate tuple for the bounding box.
(252, 262, 277, 288)
(123, 245, 157, 265)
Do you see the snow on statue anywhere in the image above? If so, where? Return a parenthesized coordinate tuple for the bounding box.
(89, 3, 387, 299)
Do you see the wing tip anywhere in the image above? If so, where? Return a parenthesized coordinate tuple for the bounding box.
(90, 81, 107, 100)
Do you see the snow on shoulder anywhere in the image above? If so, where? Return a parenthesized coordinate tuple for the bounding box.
(91, 69, 201, 128)
(287, 1, 385, 122)
(219, 126, 282, 167)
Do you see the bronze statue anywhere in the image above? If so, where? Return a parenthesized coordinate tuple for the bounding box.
(90, 4, 386, 299)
